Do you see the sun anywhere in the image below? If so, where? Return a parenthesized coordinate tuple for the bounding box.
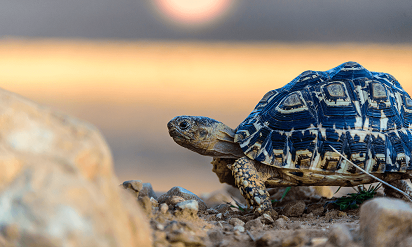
(153, 0, 234, 26)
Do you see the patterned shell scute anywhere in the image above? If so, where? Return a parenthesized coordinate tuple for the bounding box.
(235, 62, 412, 174)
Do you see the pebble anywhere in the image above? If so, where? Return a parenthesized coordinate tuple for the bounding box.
(159, 203, 169, 214)
(176, 200, 199, 212)
(258, 213, 274, 224)
(141, 183, 158, 200)
(274, 218, 286, 228)
(326, 224, 353, 247)
(228, 218, 245, 226)
(122, 180, 143, 197)
(168, 196, 185, 206)
(256, 231, 281, 247)
(281, 200, 306, 217)
(233, 225, 245, 233)
(157, 186, 207, 211)
(306, 203, 325, 216)
(244, 218, 263, 231)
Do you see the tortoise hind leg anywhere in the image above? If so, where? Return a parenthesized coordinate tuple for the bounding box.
(383, 180, 412, 201)
(231, 156, 271, 213)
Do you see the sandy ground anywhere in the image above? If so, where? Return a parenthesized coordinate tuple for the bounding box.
(138, 185, 370, 247)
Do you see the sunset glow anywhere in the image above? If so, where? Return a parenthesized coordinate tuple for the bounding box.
(1, 40, 411, 193)
(153, 0, 233, 25)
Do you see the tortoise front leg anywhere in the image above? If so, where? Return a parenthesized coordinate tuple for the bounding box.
(231, 156, 272, 213)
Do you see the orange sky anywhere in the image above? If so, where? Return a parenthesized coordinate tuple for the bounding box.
(0, 40, 411, 193)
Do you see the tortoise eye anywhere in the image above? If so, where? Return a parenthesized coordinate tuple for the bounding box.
(179, 121, 189, 130)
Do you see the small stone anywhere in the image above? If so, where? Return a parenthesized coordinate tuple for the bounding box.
(122, 180, 143, 198)
(265, 208, 279, 220)
(360, 197, 412, 247)
(244, 218, 263, 231)
(159, 203, 169, 214)
(274, 218, 286, 228)
(176, 200, 199, 212)
(326, 224, 353, 247)
(306, 203, 325, 216)
(258, 213, 275, 224)
(155, 224, 164, 231)
(216, 213, 223, 220)
(213, 203, 233, 213)
(228, 218, 245, 226)
(281, 200, 306, 217)
(256, 231, 280, 247)
(233, 225, 245, 233)
(206, 208, 218, 214)
(157, 186, 207, 211)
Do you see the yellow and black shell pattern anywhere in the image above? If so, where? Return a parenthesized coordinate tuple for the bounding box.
(234, 62, 412, 174)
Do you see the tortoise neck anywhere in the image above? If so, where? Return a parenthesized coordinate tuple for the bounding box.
(205, 123, 244, 159)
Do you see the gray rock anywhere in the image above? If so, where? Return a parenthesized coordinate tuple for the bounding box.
(141, 183, 157, 200)
(360, 197, 412, 247)
(0, 88, 152, 247)
(158, 186, 207, 211)
(327, 224, 353, 247)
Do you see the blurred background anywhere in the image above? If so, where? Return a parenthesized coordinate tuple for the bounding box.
(0, 0, 411, 194)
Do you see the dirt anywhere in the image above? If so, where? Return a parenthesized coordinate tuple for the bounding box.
(142, 186, 367, 247)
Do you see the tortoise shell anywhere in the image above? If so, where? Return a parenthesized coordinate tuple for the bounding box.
(235, 62, 412, 174)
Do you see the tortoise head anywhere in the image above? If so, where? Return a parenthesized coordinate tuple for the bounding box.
(167, 116, 244, 158)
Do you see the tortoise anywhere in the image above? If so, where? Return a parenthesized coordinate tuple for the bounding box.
(167, 62, 412, 213)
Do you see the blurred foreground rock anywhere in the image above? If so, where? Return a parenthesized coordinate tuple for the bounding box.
(360, 197, 412, 247)
(0, 89, 151, 247)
